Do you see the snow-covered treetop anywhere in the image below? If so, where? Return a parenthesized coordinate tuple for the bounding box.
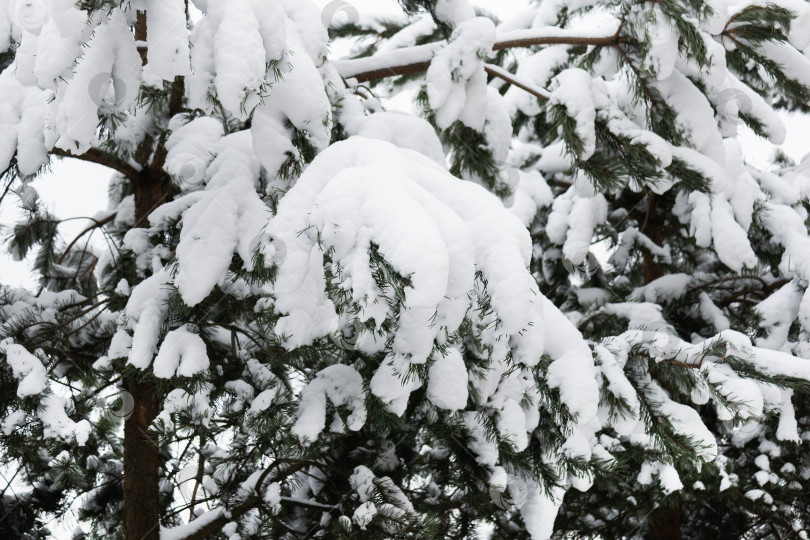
(1, 0, 810, 538)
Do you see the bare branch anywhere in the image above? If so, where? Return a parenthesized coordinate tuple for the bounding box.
(188, 436, 206, 522)
(492, 29, 619, 51)
(484, 63, 550, 101)
(50, 147, 141, 182)
(0, 174, 14, 209)
(57, 212, 117, 265)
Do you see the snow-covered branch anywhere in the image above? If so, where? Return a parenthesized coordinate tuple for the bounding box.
(162, 461, 308, 540)
(335, 27, 620, 83)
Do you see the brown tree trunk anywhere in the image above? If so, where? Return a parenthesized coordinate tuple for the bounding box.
(123, 168, 171, 540)
(126, 12, 165, 530)
(648, 505, 682, 540)
(123, 377, 161, 540)
(642, 194, 664, 284)
(133, 172, 169, 228)
(124, 168, 168, 540)
(122, 10, 178, 538)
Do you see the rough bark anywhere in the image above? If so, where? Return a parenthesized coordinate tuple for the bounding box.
(648, 504, 682, 540)
(133, 171, 169, 228)
(123, 170, 169, 540)
(123, 376, 161, 540)
(122, 11, 167, 540)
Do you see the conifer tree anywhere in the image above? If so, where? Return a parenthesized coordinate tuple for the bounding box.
(1, 1, 810, 539)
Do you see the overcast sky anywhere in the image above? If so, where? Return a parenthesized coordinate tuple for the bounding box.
(2, 0, 809, 290)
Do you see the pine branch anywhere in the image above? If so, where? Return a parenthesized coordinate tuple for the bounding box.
(278, 496, 340, 511)
(336, 27, 621, 82)
(492, 27, 620, 51)
(176, 460, 309, 540)
(50, 148, 141, 183)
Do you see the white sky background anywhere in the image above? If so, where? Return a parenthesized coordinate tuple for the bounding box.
(2, 0, 809, 289)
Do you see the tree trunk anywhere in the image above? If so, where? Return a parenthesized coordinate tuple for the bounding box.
(123, 166, 172, 539)
(123, 171, 168, 540)
(122, 9, 179, 538)
(648, 504, 682, 540)
(123, 377, 161, 540)
(133, 172, 169, 228)
(642, 194, 664, 284)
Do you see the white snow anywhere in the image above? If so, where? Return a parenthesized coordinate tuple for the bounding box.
(426, 17, 496, 130)
(641, 377, 717, 461)
(267, 136, 544, 357)
(7, 2, 810, 538)
(122, 267, 173, 369)
(542, 296, 599, 424)
(208, 0, 266, 119)
(1, 410, 26, 435)
(426, 347, 469, 411)
(435, 0, 475, 26)
(344, 109, 446, 165)
(164, 116, 224, 190)
(53, 11, 141, 153)
(292, 364, 366, 443)
(370, 355, 423, 416)
(518, 481, 566, 540)
(39, 394, 92, 446)
(550, 69, 597, 160)
(0, 338, 48, 396)
(173, 133, 269, 307)
(637, 461, 683, 494)
(146, 0, 190, 80)
(353, 501, 377, 530)
(153, 325, 210, 378)
(462, 411, 500, 466)
(654, 71, 725, 165)
(756, 282, 803, 349)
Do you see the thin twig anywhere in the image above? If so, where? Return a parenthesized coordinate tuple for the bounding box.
(188, 435, 206, 521)
(484, 63, 550, 101)
(58, 212, 117, 264)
